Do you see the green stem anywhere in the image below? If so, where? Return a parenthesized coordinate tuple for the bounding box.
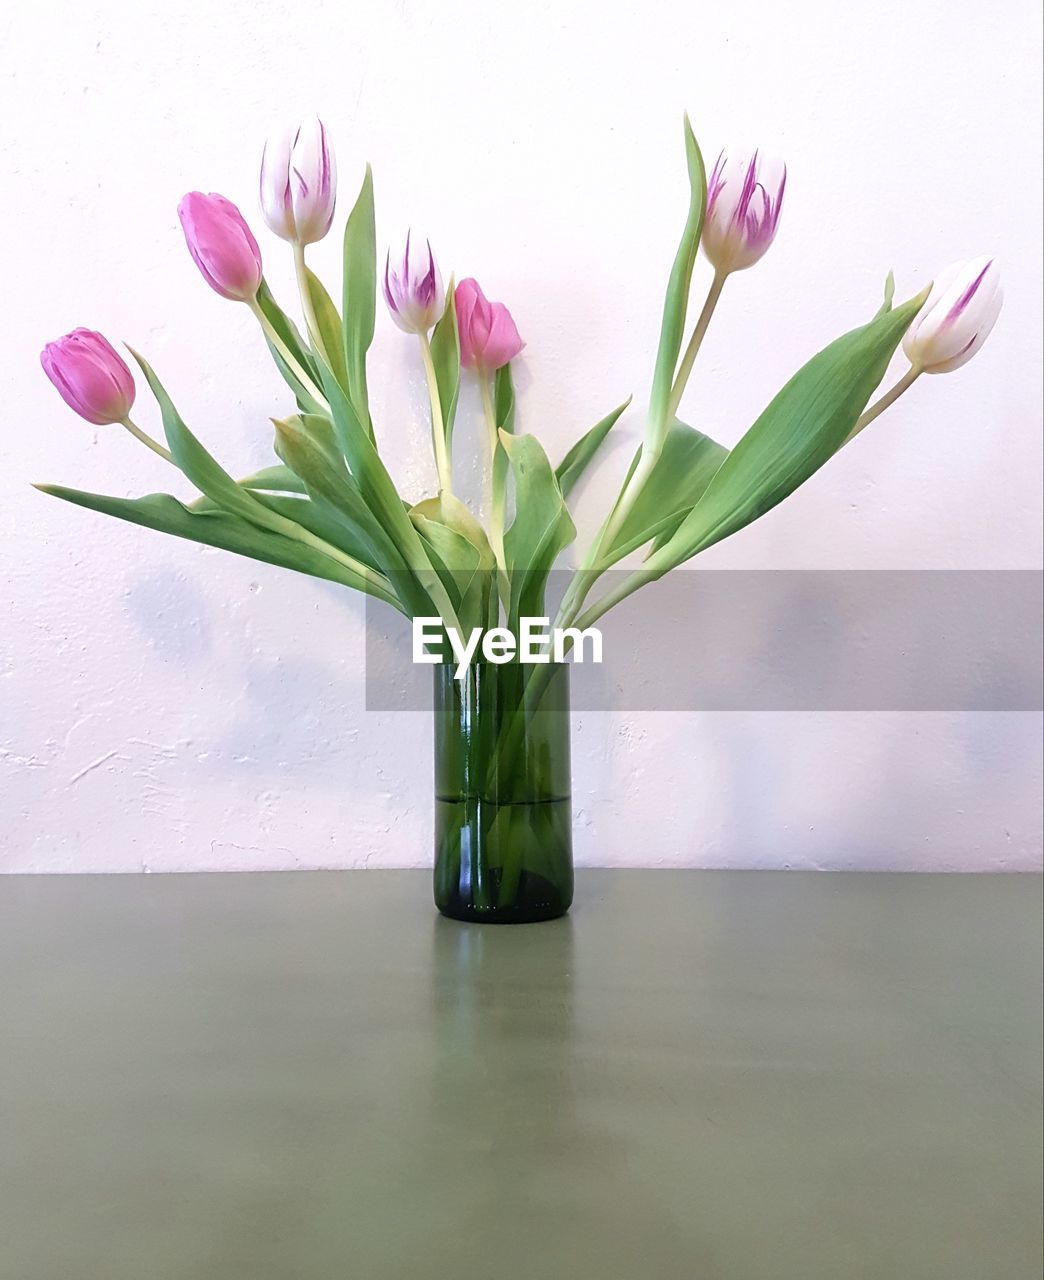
(845, 365, 922, 442)
(571, 566, 658, 635)
(557, 273, 728, 630)
(291, 242, 332, 370)
(248, 297, 331, 413)
(418, 333, 453, 496)
(665, 269, 726, 422)
(120, 416, 172, 463)
(479, 374, 506, 572)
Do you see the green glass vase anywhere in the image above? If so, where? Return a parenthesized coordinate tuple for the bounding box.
(433, 662, 573, 923)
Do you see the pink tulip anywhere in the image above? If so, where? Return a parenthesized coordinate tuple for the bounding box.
(702, 150, 786, 274)
(178, 192, 262, 301)
(40, 328, 135, 425)
(454, 278, 524, 371)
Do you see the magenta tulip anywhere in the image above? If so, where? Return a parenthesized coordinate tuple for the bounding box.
(178, 192, 262, 301)
(41, 329, 135, 425)
(454, 278, 524, 371)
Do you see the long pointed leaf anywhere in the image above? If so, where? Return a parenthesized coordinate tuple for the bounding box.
(341, 166, 376, 438)
(494, 362, 516, 435)
(36, 487, 399, 605)
(255, 279, 324, 415)
(314, 358, 457, 621)
(429, 282, 461, 448)
(129, 347, 291, 529)
(129, 350, 393, 599)
(606, 418, 728, 556)
(272, 412, 429, 616)
(501, 432, 576, 626)
(648, 117, 707, 436)
(198, 490, 385, 574)
(237, 465, 307, 495)
(646, 287, 931, 575)
(556, 397, 632, 499)
(303, 265, 349, 393)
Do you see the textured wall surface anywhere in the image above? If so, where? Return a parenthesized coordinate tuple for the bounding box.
(3, 0, 1042, 872)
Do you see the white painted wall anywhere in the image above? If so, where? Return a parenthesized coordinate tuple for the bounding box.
(3, 0, 1041, 872)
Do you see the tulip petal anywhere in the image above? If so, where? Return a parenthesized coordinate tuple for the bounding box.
(904, 257, 1001, 372)
(41, 329, 135, 425)
(383, 233, 444, 333)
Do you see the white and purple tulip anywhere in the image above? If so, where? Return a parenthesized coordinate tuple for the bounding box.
(902, 257, 1002, 373)
(383, 233, 445, 334)
(260, 116, 337, 246)
(702, 150, 786, 274)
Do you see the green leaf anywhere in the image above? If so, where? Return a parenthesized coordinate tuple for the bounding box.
(314, 359, 458, 622)
(303, 266, 349, 393)
(35, 487, 398, 604)
(237, 465, 307, 495)
(494, 362, 516, 436)
(272, 413, 430, 615)
(555, 397, 632, 499)
(648, 116, 707, 435)
(645, 287, 931, 576)
(269, 412, 379, 547)
(246, 494, 384, 573)
(874, 270, 896, 319)
(500, 432, 576, 626)
(129, 347, 286, 528)
(262, 416, 388, 573)
(342, 166, 376, 439)
(187, 464, 306, 511)
(489, 361, 517, 563)
(410, 492, 496, 572)
(606, 418, 728, 556)
(255, 279, 324, 415)
(429, 282, 461, 447)
(410, 492, 496, 631)
(128, 350, 396, 604)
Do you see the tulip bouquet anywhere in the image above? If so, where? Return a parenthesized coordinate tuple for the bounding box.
(38, 116, 1001, 919)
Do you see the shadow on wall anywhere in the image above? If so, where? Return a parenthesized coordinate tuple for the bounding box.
(123, 568, 386, 791)
(125, 568, 212, 663)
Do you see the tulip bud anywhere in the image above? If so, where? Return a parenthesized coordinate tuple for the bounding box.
(454, 278, 524, 372)
(702, 150, 786, 274)
(383, 233, 445, 334)
(178, 192, 263, 301)
(902, 257, 1002, 374)
(259, 116, 337, 246)
(40, 328, 135, 425)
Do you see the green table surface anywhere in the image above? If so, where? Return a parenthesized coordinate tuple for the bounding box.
(0, 870, 1040, 1279)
